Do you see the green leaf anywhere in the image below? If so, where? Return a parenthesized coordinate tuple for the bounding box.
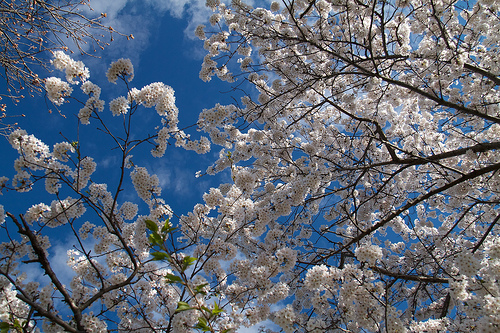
(148, 232, 162, 246)
(148, 233, 156, 246)
(175, 301, 193, 313)
(194, 317, 211, 332)
(0, 322, 10, 333)
(182, 256, 197, 271)
(165, 273, 183, 284)
(145, 219, 158, 232)
(212, 302, 224, 316)
(164, 225, 178, 234)
(151, 251, 169, 261)
(194, 283, 209, 295)
(161, 218, 171, 233)
(12, 319, 21, 329)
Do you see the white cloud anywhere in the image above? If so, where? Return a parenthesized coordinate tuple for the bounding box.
(49, 242, 78, 284)
(87, 0, 212, 40)
(73, 0, 212, 78)
(145, 0, 193, 18)
(87, 0, 129, 18)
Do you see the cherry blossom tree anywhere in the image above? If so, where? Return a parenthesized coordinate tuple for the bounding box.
(0, 0, 132, 136)
(0, 0, 129, 95)
(1, 0, 500, 332)
(192, 0, 500, 331)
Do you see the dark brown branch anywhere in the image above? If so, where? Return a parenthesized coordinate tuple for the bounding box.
(371, 265, 448, 284)
(6, 212, 85, 331)
(464, 64, 500, 86)
(299, 0, 316, 19)
(440, 293, 451, 318)
(471, 212, 500, 253)
(337, 162, 500, 256)
(15, 293, 80, 333)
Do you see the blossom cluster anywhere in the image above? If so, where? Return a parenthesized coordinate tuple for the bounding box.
(355, 244, 383, 266)
(130, 166, 161, 203)
(272, 305, 295, 333)
(45, 77, 73, 105)
(109, 96, 130, 116)
(45, 51, 91, 105)
(24, 197, 85, 227)
(106, 58, 134, 83)
(454, 251, 481, 277)
(51, 51, 90, 83)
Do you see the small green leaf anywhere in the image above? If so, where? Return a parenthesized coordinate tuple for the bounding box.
(161, 218, 171, 233)
(194, 283, 209, 295)
(175, 301, 193, 313)
(212, 302, 224, 316)
(164, 225, 178, 234)
(148, 232, 162, 246)
(0, 322, 10, 333)
(12, 319, 21, 329)
(182, 256, 197, 271)
(148, 233, 156, 245)
(145, 219, 158, 232)
(151, 251, 169, 261)
(194, 317, 211, 331)
(165, 273, 183, 284)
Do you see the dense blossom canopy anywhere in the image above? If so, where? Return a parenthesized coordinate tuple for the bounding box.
(0, 0, 499, 332)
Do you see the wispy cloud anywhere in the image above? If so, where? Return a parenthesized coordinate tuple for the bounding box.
(75, 0, 276, 81)
(83, 0, 212, 63)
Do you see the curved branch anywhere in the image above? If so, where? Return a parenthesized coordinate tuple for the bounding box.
(6, 212, 84, 331)
(337, 161, 500, 255)
(370, 265, 449, 284)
